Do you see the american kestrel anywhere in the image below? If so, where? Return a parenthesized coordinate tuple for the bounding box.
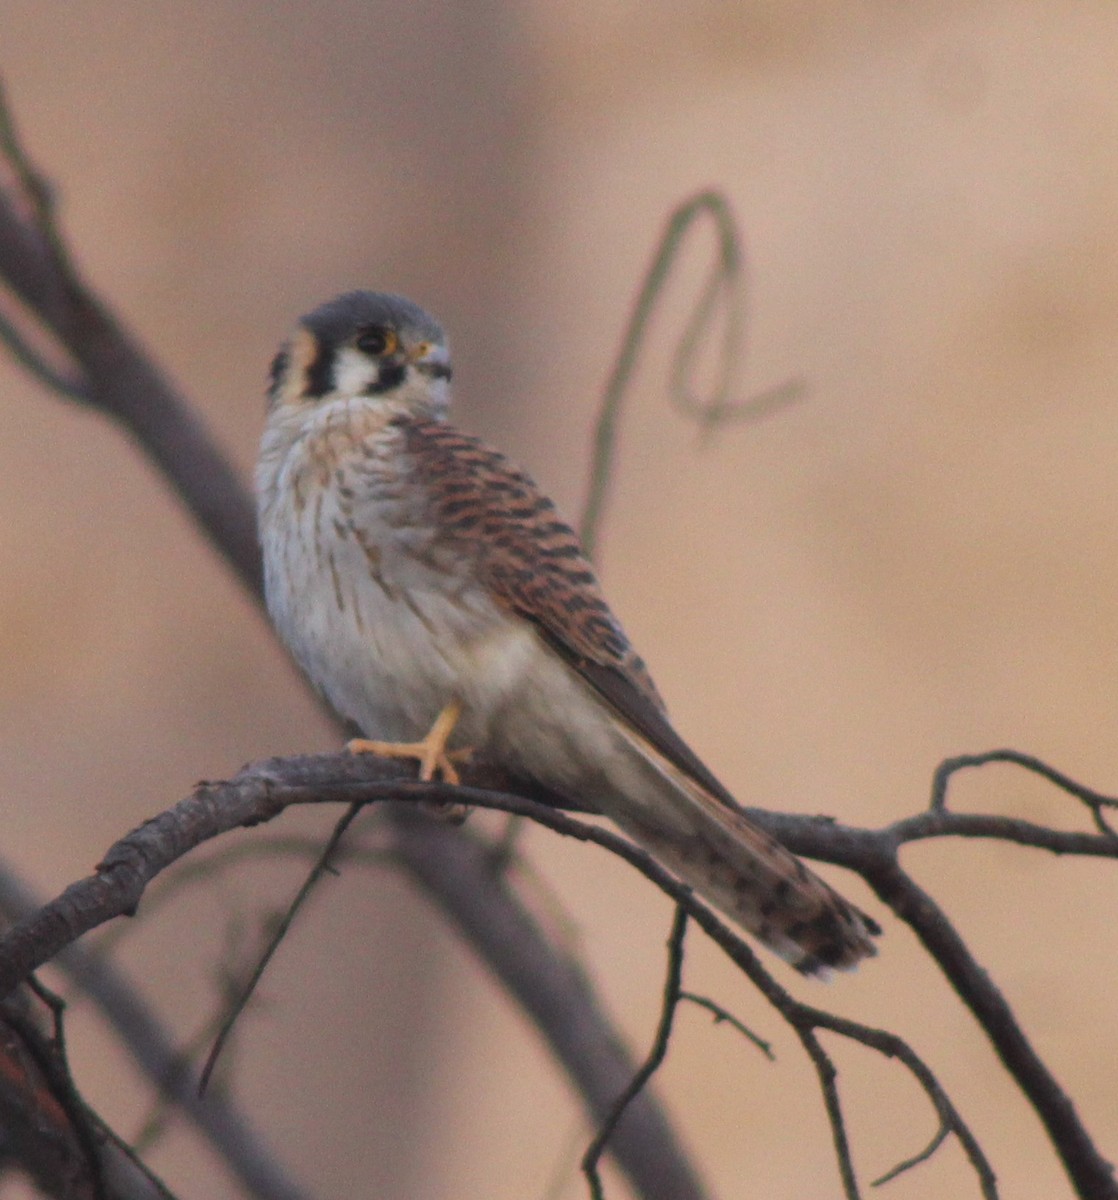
(256, 291, 879, 975)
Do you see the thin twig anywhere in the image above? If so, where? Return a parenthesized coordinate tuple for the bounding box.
(199, 802, 363, 1093)
(862, 860, 1088, 1199)
(95, 1120, 180, 1200)
(582, 906, 689, 1200)
(872, 1124, 950, 1188)
(0, 857, 317, 1200)
(678, 992, 773, 1060)
(795, 1022, 860, 1199)
(90, 831, 392, 963)
(929, 748, 1118, 836)
(681, 915, 999, 1198)
(388, 803, 710, 1200)
(580, 189, 804, 556)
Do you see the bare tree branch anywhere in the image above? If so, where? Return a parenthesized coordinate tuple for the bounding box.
(754, 753, 1118, 1200)
(582, 906, 689, 1200)
(0, 747, 1020, 1198)
(864, 857, 1106, 1199)
(0, 79, 261, 596)
(1, 989, 175, 1200)
(0, 859, 318, 1200)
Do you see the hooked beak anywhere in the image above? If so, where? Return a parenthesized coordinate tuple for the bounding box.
(407, 340, 452, 382)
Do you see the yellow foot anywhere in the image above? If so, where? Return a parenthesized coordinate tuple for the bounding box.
(346, 699, 472, 786)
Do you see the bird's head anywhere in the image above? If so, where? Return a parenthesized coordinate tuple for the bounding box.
(267, 291, 452, 420)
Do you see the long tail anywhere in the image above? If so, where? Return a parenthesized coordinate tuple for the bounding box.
(607, 719, 880, 976)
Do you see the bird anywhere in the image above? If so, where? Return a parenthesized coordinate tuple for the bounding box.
(256, 290, 880, 975)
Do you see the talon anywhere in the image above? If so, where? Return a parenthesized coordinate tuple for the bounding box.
(425, 748, 461, 787)
(347, 699, 470, 787)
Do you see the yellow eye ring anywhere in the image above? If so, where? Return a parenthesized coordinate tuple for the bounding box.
(355, 325, 398, 357)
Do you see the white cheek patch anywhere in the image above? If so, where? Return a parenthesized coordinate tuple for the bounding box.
(331, 346, 382, 397)
(418, 376, 451, 415)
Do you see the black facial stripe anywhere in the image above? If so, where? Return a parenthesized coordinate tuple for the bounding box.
(364, 360, 406, 395)
(267, 347, 290, 404)
(303, 338, 335, 398)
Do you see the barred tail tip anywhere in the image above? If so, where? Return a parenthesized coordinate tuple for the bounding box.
(784, 906, 881, 979)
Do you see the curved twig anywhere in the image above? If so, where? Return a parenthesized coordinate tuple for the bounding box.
(580, 189, 804, 555)
(928, 748, 1118, 834)
(583, 906, 690, 1200)
(678, 992, 773, 1060)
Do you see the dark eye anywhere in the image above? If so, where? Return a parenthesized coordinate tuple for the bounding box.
(355, 325, 397, 357)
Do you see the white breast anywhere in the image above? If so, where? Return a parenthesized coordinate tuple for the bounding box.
(257, 401, 541, 746)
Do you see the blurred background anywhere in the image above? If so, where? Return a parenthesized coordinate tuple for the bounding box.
(3, 3, 1118, 1197)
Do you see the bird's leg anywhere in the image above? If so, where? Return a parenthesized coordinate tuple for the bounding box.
(347, 699, 472, 787)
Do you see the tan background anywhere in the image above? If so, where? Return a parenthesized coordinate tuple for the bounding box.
(3, 3, 1118, 1198)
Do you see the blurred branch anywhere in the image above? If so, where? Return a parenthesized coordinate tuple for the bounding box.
(0, 988, 174, 1200)
(0, 79, 262, 595)
(580, 189, 805, 556)
(0, 860, 317, 1200)
(0, 307, 85, 398)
